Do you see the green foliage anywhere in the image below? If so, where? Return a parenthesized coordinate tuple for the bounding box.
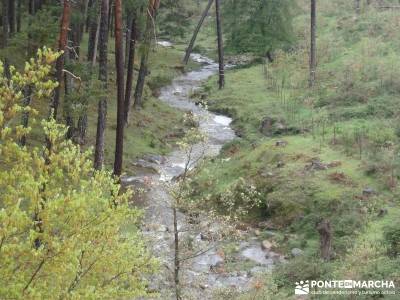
(0, 49, 156, 299)
(384, 222, 400, 258)
(223, 0, 295, 55)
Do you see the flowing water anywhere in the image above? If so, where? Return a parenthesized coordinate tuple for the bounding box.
(122, 52, 283, 299)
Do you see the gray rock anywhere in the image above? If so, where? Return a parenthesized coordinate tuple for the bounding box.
(363, 187, 376, 196)
(261, 240, 273, 251)
(276, 140, 288, 147)
(291, 248, 303, 257)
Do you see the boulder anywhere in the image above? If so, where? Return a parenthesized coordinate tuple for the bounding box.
(363, 187, 376, 196)
(291, 248, 303, 257)
(261, 240, 273, 251)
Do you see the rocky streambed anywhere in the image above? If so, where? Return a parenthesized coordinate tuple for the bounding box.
(122, 52, 284, 299)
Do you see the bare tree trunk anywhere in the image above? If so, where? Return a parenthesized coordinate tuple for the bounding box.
(173, 206, 181, 300)
(355, 0, 361, 14)
(8, 0, 15, 36)
(94, 99, 107, 170)
(17, 0, 21, 32)
(215, 0, 225, 89)
(86, 0, 94, 32)
(51, 0, 71, 120)
(124, 14, 137, 125)
(133, 0, 160, 110)
(113, 0, 125, 177)
(2, 0, 9, 48)
(183, 0, 214, 65)
(87, 0, 99, 62)
(317, 219, 332, 261)
(309, 0, 317, 88)
(133, 56, 148, 110)
(94, 0, 109, 170)
(98, 0, 109, 84)
(91, 13, 101, 67)
(29, 0, 35, 15)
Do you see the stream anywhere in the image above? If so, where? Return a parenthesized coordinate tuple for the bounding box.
(122, 52, 284, 299)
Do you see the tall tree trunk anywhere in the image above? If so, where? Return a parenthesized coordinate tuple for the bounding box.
(309, 0, 317, 88)
(87, 0, 99, 62)
(183, 0, 213, 65)
(91, 12, 101, 67)
(98, 0, 109, 84)
(94, 0, 109, 170)
(124, 14, 137, 125)
(86, 0, 94, 32)
(355, 0, 361, 14)
(29, 0, 35, 15)
(8, 0, 15, 36)
(125, 14, 132, 68)
(133, 56, 148, 110)
(17, 0, 21, 32)
(215, 0, 224, 89)
(94, 99, 107, 170)
(133, 0, 160, 110)
(2, 0, 9, 48)
(113, 0, 125, 177)
(51, 0, 71, 120)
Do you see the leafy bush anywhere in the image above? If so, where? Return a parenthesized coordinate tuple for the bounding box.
(0, 49, 156, 299)
(384, 222, 400, 258)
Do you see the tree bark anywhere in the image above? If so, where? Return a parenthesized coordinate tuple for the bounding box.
(133, 0, 160, 110)
(113, 0, 125, 177)
(94, 0, 109, 170)
(355, 0, 361, 14)
(309, 0, 317, 88)
(29, 0, 35, 15)
(133, 56, 148, 110)
(98, 0, 109, 84)
(87, 0, 98, 62)
(17, 0, 21, 32)
(2, 0, 9, 48)
(124, 14, 137, 125)
(183, 0, 214, 65)
(215, 0, 225, 89)
(94, 99, 107, 170)
(51, 0, 71, 120)
(8, 0, 16, 36)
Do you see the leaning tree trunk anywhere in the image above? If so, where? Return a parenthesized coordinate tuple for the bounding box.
(215, 0, 225, 89)
(51, 0, 71, 120)
(94, 0, 109, 170)
(309, 0, 317, 88)
(124, 14, 137, 125)
(133, 0, 160, 110)
(113, 0, 125, 177)
(183, 0, 214, 65)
